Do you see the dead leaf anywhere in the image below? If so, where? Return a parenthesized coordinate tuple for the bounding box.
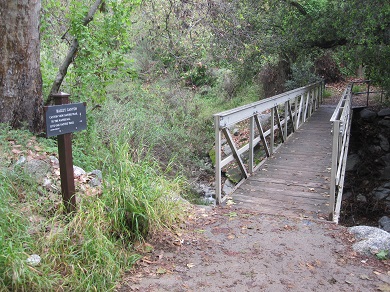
(227, 234, 235, 240)
(306, 263, 315, 270)
(226, 199, 236, 206)
(187, 263, 195, 268)
(359, 274, 371, 280)
(377, 284, 390, 291)
(12, 149, 22, 154)
(156, 267, 166, 274)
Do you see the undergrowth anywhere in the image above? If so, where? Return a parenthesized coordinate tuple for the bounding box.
(0, 124, 185, 291)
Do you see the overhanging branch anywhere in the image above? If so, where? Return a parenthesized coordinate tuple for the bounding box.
(46, 0, 104, 104)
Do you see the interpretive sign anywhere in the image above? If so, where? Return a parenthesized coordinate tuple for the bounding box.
(45, 102, 87, 137)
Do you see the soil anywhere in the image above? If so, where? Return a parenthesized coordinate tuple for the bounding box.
(118, 205, 390, 291)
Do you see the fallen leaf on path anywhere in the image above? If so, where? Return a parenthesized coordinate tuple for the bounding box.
(226, 200, 236, 206)
(187, 263, 195, 268)
(359, 274, 371, 280)
(156, 267, 166, 274)
(378, 284, 390, 291)
(227, 234, 236, 240)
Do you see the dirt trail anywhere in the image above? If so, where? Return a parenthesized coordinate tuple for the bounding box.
(119, 206, 390, 292)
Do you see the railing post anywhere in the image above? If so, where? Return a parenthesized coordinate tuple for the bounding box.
(249, 116, 255, 173)
(329, 120, 340, 221)
(270, 107, 275, 154)
(214, 115, 222, 204)
(284, 102, 288, 139)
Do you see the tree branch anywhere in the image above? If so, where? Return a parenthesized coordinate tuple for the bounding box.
(46, 0, 104, 104)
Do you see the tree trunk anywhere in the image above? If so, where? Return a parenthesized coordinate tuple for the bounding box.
(0, 0, 43, 133)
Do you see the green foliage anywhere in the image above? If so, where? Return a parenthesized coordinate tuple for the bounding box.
(41, 0, 141, 104)
(181, 62, 216, 87)
(285, 60, 322, 90)
(376, 250, 389, 260)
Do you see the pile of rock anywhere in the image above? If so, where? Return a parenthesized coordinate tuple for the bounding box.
(345, 106, 390, 230)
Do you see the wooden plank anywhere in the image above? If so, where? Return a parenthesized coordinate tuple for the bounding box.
(232, 105, 335, 220)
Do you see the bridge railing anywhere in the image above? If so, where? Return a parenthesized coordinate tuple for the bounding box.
(213, 81, 324, 204)
(329, 83, 353, 223)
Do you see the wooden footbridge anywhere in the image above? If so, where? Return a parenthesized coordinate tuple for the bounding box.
(214, 82, 353, 223)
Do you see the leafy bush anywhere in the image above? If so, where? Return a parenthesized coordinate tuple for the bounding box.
(285, 60, 322, 91)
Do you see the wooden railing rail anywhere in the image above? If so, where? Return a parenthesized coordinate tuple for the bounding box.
(213, 81, 324, 204)
(329, 83, 353, 223)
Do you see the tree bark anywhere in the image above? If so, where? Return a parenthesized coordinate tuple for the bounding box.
(47, 0, 103, 104)
(0, 0, 43, 132)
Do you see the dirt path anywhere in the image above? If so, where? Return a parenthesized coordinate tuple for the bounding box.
(118, 206, 390, 292)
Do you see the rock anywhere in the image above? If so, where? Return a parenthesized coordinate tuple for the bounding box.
(15, 155, 26, 166)
(42, 177, 52, 190)
(379, 134, 390, 151)
(346, 153, 360, 171)
(378, 108, 390, 117)
(368, 145, 382, 154)
(379, 153, 390, 166)
(226, 167, 242, 184)
(203, 196, 216, 205)
(73, 165, 86, 177)
(26, 254, 41, 266)
(49, 156, 59, 165)
(222, 144, 232, 156)
(379, 120, 390, 128)
(359, 108, 377, 122)
(356, 194, 367, 203)
(90, 169, 102, 180)
(24, 159, 51, 182)
(379, 216, 390, 233)
(89, 170, 103, 187)
(372, 184, 390, 201)
(348, 226, 390, 255)
(381, 167, 390, 180)
(222, 179, 235, 196)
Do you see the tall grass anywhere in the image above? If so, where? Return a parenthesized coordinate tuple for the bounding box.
(102, 139, 186, 242)
(0, 123, 185, 291)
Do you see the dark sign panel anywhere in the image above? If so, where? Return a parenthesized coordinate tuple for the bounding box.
(45, 103, 87, 137)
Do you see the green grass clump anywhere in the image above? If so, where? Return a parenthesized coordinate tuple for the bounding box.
(103, 140, 186, 241)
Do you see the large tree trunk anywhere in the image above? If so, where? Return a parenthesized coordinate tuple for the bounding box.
(0, 0, 43, 133)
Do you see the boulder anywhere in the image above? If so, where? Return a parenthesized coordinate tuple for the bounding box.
(359, 108, 377, 122)
(88, 170, 103, 187)
(379, 120, 390, 128)
(222, 179, 235, 196)
(348, 226, 390, 255)
(379, 216, 390, 233)
(24, 159, 51, 182)
(378, 108, 390, 117)
(372, 183, 390, 201)
(73, 166, 86, 177)
(379, 134, 390, 151)
(346, 153, 360, 171)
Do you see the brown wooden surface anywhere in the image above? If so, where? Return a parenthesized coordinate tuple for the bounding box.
(232, 105, 336, 220)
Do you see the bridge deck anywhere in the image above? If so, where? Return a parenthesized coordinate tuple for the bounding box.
(232, 105, 336, 220)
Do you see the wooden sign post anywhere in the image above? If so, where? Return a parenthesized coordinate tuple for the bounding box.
(44, 92, 87, 214)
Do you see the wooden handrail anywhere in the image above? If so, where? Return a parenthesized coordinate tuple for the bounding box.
(213, 81, 324, 204)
